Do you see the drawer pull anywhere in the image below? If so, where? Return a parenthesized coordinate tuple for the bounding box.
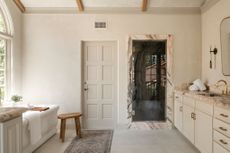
(175, 96, 179, 99)
(219, 127, 228, 132)
(220, 139, 228, 145)
(191, 113, 196, 120)
(191, 113, 194, 119)
(220, 114, 229, 118)
(193, 113, 196, 120)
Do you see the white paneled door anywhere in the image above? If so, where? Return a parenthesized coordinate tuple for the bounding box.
(83, 41, 117, 129)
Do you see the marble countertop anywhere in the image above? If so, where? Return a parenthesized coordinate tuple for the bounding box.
(0, 107, 28, 123)
(174, 89, 230, 110)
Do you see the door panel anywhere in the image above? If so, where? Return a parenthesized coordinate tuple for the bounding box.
(183, 104, 195, 144)
(83, 41, 117, 129)
(102, 104, 113, 119)
(86, 84, 98, 100)
(87, 104, 98, 119)
(174, 100, 183, 132)
(102, 84, 113, 99)
(1, 117, 22, 153)
(86, 65, 98, 81)
(195, 110, 213, 153)
(102, 65, 113, 81)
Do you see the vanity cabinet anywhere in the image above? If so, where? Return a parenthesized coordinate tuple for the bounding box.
(213, 106, 230, 153)
(182, 103, 195, 143)
(214, 142, 229, 153)
(174, 93, 183, 132)
(0, 116, 22, 153)
(174, 93, 213, 153)
(195, 110, 213, 153)
(195, 99, 213, 153)
(182, 96, 195, 144)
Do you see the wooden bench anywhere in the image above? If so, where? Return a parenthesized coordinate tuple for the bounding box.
(57, 112, 82, 142)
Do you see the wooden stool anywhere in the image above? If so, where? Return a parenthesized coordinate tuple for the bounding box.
(57, 112, 82, 142)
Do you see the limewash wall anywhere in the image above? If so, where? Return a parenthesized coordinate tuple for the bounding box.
(22, 12, 202, 124)
(202, 0, 230, 85)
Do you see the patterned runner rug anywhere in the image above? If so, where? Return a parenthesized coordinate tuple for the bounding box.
(64, 130, 113, 153)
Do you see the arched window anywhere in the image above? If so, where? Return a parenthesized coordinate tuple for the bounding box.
(0, 12, 7, 33)
(0, 1, 13, 102)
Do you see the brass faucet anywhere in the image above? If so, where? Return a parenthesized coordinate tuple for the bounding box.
(215, 80, 228, 95)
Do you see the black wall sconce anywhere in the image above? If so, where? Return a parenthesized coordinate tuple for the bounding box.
(210, 47, 218, 69)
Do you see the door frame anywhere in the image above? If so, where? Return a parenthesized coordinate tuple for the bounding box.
(80, 40, 118, 129)
(127, 34, 174, 123)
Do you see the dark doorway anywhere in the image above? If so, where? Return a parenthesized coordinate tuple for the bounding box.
(132, 40, 166, 121)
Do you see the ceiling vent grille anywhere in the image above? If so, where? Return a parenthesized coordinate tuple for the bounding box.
(94, 21, 107, 29)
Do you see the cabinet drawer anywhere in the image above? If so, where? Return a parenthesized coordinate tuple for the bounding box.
(215, 107, 230, 124)
(214, 119, 230, 138)
(183, 96, 195, 108)
(214, 130, 230, 151)
(196, 100, 213, 116)
(214, 142, 230, 153)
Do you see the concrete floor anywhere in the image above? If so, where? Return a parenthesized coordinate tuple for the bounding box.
(34, 128, 200, 153)
(34, 130, 76, 153)
(111, 129, 200, 153)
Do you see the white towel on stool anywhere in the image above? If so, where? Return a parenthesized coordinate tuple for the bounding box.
(23, 111, 41, 145)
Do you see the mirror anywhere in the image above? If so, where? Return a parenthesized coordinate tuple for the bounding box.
(221, 17, 230, 76)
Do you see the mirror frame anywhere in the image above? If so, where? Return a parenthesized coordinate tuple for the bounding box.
(220, 16, 230, 76)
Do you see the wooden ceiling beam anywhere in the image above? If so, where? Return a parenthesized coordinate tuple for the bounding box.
(14, 0, 26, 13)
(142, 0, 148, 12)
(76, 0, 84, 12)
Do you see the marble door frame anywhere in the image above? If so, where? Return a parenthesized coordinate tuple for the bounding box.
(127, 34, 174, 123)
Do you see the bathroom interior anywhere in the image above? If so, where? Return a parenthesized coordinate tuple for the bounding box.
(1, 0, 230, 153)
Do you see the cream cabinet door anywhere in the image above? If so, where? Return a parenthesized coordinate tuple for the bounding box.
(174, 100, 183, 132)
(0, 117, 22, 153)
(83, 41, 117, 129)
(195, 110, 213, 153)
(182, 104, 195, 144)
(214, 142, 230, 153)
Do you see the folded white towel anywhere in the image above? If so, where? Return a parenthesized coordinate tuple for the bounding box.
(193, 79, 206, 91)
(189, 84, 199, 91)
(23, 111, 42, 145)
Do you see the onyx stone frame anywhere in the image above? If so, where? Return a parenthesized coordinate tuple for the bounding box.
(127, 34, 174, 123)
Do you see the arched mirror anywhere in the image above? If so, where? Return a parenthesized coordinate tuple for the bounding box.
(221, 17, 230, 76)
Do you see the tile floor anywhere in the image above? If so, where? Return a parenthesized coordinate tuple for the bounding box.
(34, 128, 200, 153)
